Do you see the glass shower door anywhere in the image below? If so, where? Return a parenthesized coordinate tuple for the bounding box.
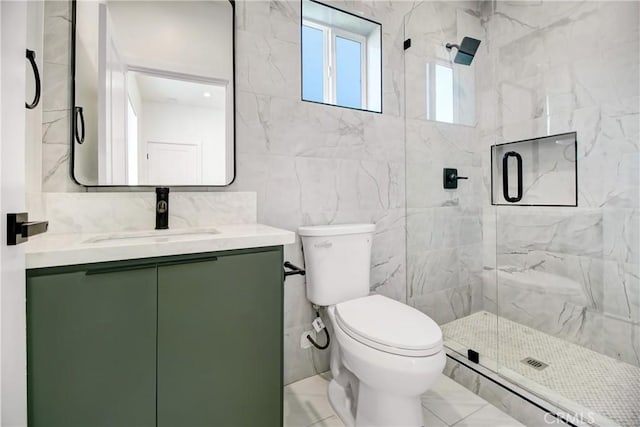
(492, 133, 639, 426)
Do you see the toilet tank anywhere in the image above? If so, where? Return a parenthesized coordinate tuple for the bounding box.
(298, 223, 375, 306)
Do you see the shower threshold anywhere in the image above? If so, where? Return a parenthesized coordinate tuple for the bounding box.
(442, 311, 640, 427)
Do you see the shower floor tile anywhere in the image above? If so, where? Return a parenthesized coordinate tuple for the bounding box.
(442, 311, 640, 427)
(283, 372, 523, 427)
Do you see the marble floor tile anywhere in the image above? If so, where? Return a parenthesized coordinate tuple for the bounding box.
(452, 405, 525, 427)
(421, 375, 492, 425)
(284, 373, 521, 427)
(284, 374, 337, 427)
(422, 406, 449, 427)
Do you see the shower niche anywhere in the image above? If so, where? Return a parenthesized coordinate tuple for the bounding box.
(491, 132, 577, 206)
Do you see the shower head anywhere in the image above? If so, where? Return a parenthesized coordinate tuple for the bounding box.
(446, 37, 481, 65)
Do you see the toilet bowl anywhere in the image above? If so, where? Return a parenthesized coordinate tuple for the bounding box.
(327, 296, 445, 426)
(298, 224, 445, 427)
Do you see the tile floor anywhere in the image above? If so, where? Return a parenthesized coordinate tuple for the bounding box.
(284, 372, 525, 427)
(443, 311, 640, 427)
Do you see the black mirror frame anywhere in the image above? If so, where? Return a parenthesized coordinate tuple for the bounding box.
(69, 0, 237, 187)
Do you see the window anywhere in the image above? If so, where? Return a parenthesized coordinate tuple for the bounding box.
(301, 0, 381, 113)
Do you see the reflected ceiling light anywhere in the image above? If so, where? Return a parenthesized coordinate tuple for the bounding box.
(203, 92, 212, 98)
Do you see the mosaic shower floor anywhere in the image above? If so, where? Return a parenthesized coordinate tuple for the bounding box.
(442, 311, 640, 427)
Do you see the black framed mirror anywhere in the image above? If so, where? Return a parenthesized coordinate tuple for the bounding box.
(71, 0, 235, 186)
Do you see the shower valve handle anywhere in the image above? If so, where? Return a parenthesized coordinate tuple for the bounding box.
(443, 168, 468, 189)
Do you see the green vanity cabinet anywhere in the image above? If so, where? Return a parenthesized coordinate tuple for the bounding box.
(157, 250, 283, 426)
(27, 265, 158, 427)
(27, 246, 284, 427)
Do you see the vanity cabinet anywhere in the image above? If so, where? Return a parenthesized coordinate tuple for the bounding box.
(27, 247, 283, 427)
(27, 265, 157, 426)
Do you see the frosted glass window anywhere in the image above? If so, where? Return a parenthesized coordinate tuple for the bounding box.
(302, 25, 325, 103)
(335, 36, 362, 109)
(435, 64, 454, 123)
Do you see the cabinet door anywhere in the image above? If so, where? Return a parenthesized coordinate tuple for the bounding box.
(27, 266, 157, 427)
(158, 249, 283, 427)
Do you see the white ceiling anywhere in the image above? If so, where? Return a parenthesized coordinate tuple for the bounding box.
(131, 71, 226, 109)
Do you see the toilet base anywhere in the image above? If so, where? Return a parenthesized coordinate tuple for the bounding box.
(328, 372, 425, 427)
(355, 382, 423, 427)
(328, 377, 356, 427)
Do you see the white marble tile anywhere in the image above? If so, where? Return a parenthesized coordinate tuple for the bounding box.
(421, 407, 448, 427)
(603, 208, 640, 265)
(42, 61, 70, 111)
(38, 192, 257, 234)
(284, 375, 337, 427)
(410, 285, 474, 325)
(602, 314, 640, 367)
(308, 415, 344, 427)
(453, 404, 525, 427)
(284, 373, 522, 427)
(421, 375, 490, 426)
(42, 143, 83, 193)
(444, 359, 562, 427)
(603, 260, 640, 322)
(43, 0, 71, 65)
(408, 248, 460, 297)
(283, 324, 330, 386)
(42, 109, 70, 145)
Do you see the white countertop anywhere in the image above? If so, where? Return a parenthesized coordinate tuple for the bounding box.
(25, 224, 296, 269)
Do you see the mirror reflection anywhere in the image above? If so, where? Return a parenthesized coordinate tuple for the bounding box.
(72, 0, 235, 186)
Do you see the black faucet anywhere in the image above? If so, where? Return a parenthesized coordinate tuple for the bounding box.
(155, 187, 169, 230)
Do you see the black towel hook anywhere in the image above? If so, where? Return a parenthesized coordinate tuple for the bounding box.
(74, 106, 85, 144)
(25, 49, 41, 109)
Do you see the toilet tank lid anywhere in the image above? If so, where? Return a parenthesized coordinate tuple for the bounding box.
(298, 223, 375, 237)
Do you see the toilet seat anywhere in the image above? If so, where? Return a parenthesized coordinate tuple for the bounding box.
(335, 295, 443, 357)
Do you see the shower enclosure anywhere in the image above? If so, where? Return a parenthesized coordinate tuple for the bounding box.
(404, 1, 639, 426)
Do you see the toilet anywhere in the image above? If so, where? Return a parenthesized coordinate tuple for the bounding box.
(298, 223, 445, 427)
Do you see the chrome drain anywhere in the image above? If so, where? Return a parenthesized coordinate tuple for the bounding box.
(521, 357, 548, 370)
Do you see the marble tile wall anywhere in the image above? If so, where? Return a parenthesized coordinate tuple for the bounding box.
(230, 1, 413, 383)
(41, 1, 81, 193)
(39, 0, 412, 384)
(36, 0, 640, 383)
(404, 1, 486, 325)
(479, 1, 640, 367)
(28, 192, 257, 234)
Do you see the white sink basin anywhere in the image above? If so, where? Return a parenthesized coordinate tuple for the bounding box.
(84, 229, 219, 245)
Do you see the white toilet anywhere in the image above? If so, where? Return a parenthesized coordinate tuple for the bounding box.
(298, 223, 445, 427)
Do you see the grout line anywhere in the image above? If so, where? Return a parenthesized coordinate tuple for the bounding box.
(420, 404, 451, 426)
(449, 403, 490, 427)
(307, 414, 338, 427)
